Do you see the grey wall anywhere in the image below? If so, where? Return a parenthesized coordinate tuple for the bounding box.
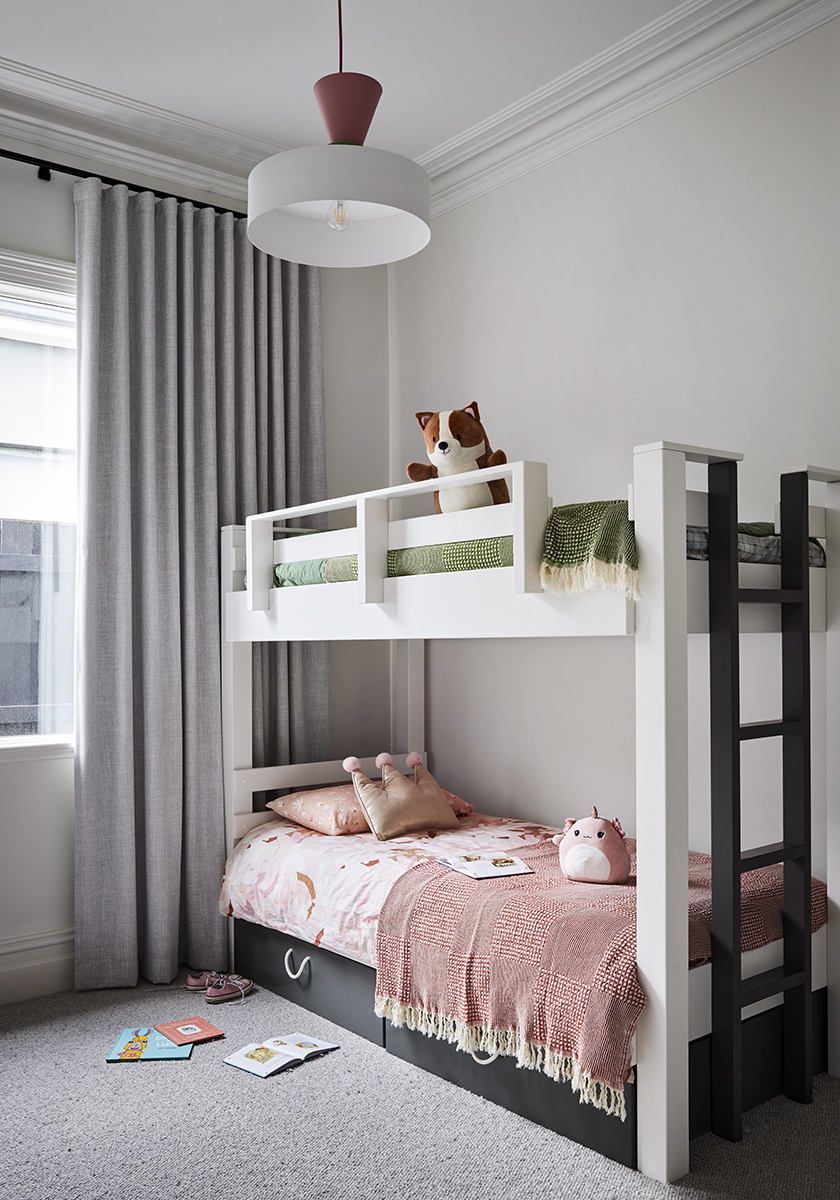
(0, 156, 76, 259)
(388, 22, 839, 855)
(321, 265, 392, 761)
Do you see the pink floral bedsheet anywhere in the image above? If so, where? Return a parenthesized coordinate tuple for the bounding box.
(218, 813, 559, 966)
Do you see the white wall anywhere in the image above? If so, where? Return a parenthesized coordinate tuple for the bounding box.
(321, 264, 393, 760)
(0, 156, 76, 260)
(390, 23, 840, 839)
(0, 745, 75, 1002)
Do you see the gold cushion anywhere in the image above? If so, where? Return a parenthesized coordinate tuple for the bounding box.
(352, 762, 459, 841)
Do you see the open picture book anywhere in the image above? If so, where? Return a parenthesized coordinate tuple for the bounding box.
(223, 1032, 340, 1078)
(435, 853, 533, 879)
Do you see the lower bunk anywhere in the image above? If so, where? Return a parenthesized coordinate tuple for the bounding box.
(221, 809, 828, 1169)
(233, 919, 827, 1170)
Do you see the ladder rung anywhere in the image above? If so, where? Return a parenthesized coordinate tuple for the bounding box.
(737, 588, 805, 605)
(740, 841, 806, 871)
(741, 965, 806, 1007)
(740, 719, 807, 740)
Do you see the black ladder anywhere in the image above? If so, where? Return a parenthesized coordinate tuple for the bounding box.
(707, 461, 812, 1142)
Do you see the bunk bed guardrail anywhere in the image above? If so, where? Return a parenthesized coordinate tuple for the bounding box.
(244, 459, 550, 612)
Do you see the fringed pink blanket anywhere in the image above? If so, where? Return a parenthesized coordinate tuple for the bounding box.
(375, 842, 828, 1121)
(687, 849, 827, 964)
(375, 841, 644, 1120)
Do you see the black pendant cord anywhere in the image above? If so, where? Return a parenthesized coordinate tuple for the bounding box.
(0, 144, 247, 218)
(338, 0, 344, 72)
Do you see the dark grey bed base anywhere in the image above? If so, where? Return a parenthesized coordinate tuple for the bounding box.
(234, 918, 826, 1169)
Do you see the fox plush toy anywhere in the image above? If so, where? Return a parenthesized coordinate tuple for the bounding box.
(406, 403, 510, 514)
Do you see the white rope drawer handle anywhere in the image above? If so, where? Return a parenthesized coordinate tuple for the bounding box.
(284, 948, 311, 980)
(470, 1049, 499, 1066)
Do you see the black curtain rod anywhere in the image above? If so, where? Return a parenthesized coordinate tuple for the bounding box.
(0, 145, 247, 219)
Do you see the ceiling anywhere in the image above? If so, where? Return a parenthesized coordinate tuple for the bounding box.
(0, 0, 834, 213)
(1, 0, 686, 159)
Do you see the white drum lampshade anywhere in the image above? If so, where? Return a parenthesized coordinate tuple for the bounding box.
(247, 143, 431, 269)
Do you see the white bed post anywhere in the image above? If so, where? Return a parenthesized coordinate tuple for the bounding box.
(825, 477, 840, 1076)
(221, 525, 255, 970)
(390, 639, 426, 759)
(634, 444, 690, 1184)
(511, 460, 550, 594)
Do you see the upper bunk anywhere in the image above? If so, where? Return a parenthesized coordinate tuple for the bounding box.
(222, 443, 834, 645)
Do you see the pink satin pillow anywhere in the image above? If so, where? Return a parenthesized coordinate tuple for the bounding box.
(266, 782, 473, 836)
(443, 790, 473, 817)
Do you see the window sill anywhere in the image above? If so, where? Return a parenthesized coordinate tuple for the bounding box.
(0, 735, 74, 763)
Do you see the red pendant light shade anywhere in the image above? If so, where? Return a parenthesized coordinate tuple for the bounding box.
(313, 72, 383, 146)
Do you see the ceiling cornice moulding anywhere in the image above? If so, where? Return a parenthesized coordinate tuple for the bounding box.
(0, 0, 835, 217)
(0, 57, 271, 207)
(0, 56, 282, 170)
(424, 0, 840, 216)
(0, 103, 250, 209)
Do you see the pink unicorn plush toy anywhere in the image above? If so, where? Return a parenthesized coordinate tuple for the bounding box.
(552, 807, 630, 884)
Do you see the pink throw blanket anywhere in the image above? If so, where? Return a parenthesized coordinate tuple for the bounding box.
(375, 842, 828, 1120)
(375, 841, 643, 1119)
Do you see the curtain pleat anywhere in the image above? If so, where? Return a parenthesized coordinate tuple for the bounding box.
(73, 179, 329, 989)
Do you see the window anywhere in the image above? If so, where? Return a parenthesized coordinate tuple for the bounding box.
(0, 251, 76, 739)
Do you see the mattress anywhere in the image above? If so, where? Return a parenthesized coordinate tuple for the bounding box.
(220, 813, 553, 965)
(274, 536, 513, 587)
(273, 523, 825, 587)
(219, 812, 827, 971)
(687, 523, 826, 567)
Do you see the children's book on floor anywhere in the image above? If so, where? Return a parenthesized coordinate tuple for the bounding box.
(106, 1028, 193, 1062)
(223, 1032, 340, 1078)
(153, 1017, 225, 1045)
(436, 853, 533, 878)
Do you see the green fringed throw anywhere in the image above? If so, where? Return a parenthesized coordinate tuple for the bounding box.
(540, 500, 639, 600)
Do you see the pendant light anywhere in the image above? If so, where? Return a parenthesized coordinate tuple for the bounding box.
(247, 0, 431, 269)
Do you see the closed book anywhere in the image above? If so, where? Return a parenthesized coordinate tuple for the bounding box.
(153, 1017, 225, 1046)
(106, 1028, 193, 1062)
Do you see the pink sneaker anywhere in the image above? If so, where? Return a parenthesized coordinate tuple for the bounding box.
(186, 969, 224, 991)
(205, 974, 254, 1004)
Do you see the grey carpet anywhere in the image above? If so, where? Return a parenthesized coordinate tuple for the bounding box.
(1, 975, 838, 1200)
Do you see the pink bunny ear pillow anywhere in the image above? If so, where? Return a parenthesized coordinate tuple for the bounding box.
(552, 807, 630, 884)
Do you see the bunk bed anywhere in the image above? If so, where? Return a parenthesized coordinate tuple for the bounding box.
(219, 442, 840, 1185)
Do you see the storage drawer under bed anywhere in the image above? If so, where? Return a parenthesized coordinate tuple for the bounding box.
(233, 917, 637, 1167)
(234, 919, 385, 1046)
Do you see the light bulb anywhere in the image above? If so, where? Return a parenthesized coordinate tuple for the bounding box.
(327, 200, 352, 231)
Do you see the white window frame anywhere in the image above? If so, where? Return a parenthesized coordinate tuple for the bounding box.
(0, 248, 76, 760)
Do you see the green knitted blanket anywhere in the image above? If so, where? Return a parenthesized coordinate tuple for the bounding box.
(273, 503, 639, 601)
(540, 500, 639, 600)
(274, 536, 513, 587)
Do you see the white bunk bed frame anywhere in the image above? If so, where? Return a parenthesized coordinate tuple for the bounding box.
(220, 441, 840, 1185)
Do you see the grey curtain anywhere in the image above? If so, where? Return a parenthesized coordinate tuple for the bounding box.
(73, 178, 329, 990)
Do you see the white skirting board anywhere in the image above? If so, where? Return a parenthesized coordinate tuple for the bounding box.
(0, 927, 75, 1005)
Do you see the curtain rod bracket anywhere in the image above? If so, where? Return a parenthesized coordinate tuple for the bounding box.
(0, 144, 245, 217)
